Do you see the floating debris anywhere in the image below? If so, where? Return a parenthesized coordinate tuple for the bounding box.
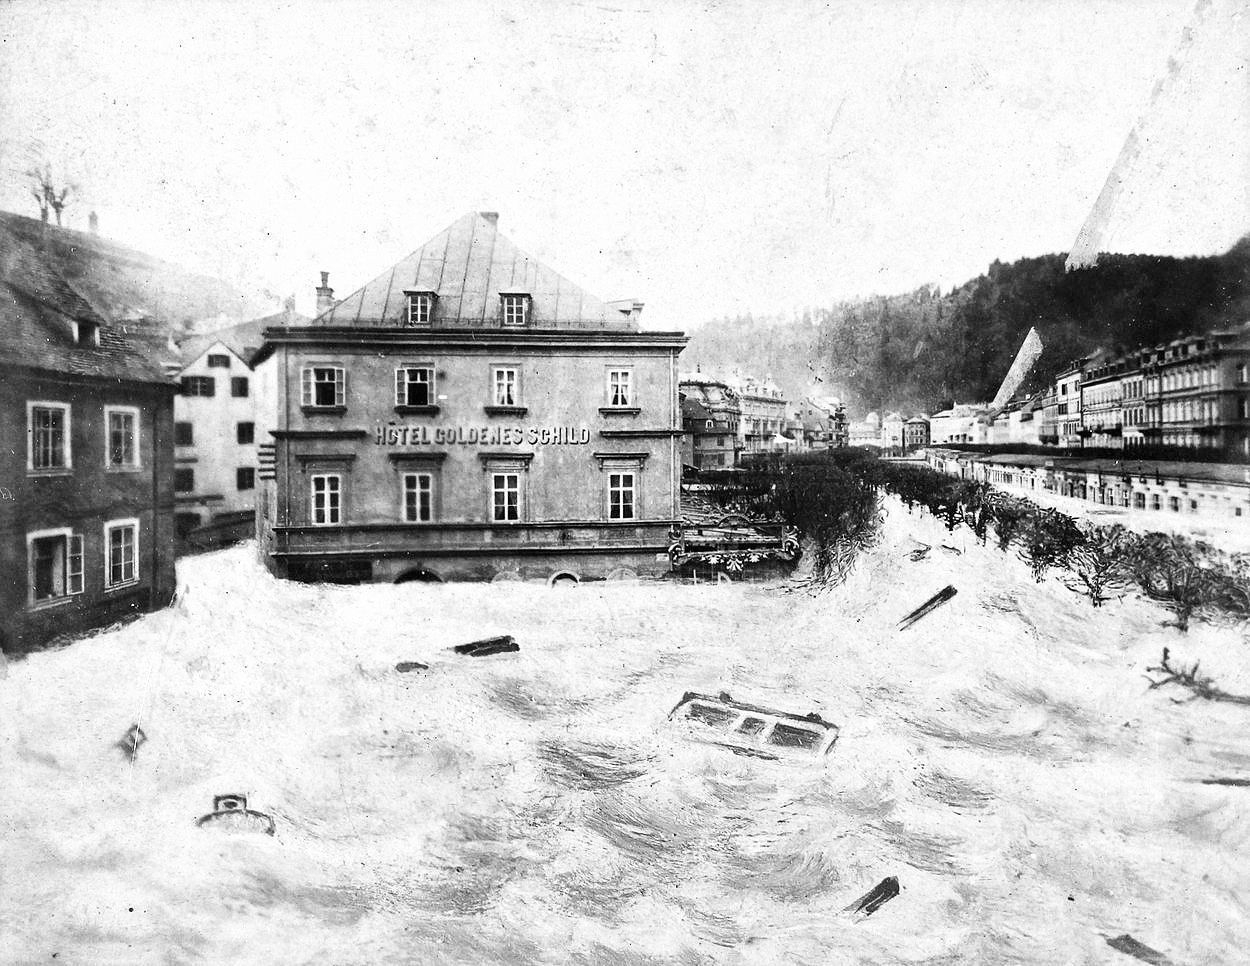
(395, 661, 429, 673)
(907, 543, 931, 562)
(941, 544, 963, 555)
(898, 586, 958, 631)
(668, 691, 839, 759)
(454, 635, 519, 657)
(1197, 777, 1250, 787)
(1106, 933, 1174, 965)
(844, 876, 900, 918)
(117, 724, 147, 758)
(196, 794, 275, 836)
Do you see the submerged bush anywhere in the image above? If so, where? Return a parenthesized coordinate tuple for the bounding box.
(1015, 509, 1085, 583)
(1061, 524, 1135, 607)
(1126, 534, 1240, 632)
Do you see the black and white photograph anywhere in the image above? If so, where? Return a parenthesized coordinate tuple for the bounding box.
(1, 0, 1248, 962)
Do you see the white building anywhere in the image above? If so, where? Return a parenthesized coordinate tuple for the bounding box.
(173, 307, 304, 542)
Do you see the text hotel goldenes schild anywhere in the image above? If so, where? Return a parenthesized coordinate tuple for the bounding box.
(375, 424, 591, 446)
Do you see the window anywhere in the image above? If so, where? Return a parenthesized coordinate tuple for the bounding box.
(181, 376, 215, 396)
(174, 468, 195, 492)
(1238, 364, 1248, 384)
(608, 369, 633, 407)
(175, 421, 194, 446)
(301, 366, 345, 408)
(311, 474, 341, 525)
(766, 723, 823, 749)
(1169, 496, 1180, 513)
(403, 472, 434, 522)
(237, 422, 255, 445)
(75, 320, 99, 346)
(104, 520, 138, 589)
(405, 292, 434, 326)
(236, 467, 255, 491)
(207, 354, 231, 368)
(231, 377, 249, 398)
(395, 366, 435, 407)
(492, 473, 520, 522)
(609, 472, 635, 520)
(501, 294, 529, 326)
(1240, 398, 1250, 420)
(28, 530, 84, 605)
(493, 367, 518, 406)
(1133, 492, 1145, 509)
(28, 402, 71, 470)
(105, 407, 139, 469)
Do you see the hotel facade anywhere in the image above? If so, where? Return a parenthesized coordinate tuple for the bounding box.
(255, 212, 687, 584)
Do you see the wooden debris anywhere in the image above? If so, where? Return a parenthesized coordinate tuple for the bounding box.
(1105, 934, 1174, 965)
(196, 793, 276, 836)
(907, 543, 931, 562)
(454, 635, 519, 657)
(941, 544, 963, 555)
(395, 661, 429, 673)
(898, 586, 957, 630)
(844, 876, 899, 918)
(117, 724, 147, 758)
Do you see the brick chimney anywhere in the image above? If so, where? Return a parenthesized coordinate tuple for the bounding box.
(315, 271, 335, 316)
(479, 211, 499, 225)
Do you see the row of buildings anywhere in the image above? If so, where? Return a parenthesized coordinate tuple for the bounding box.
(678, 374, 847, 470)
(927, 448, 1250, 523)
(4, 210, 698, 652)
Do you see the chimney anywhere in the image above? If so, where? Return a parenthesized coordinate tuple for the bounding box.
(282, 295, 296, 325)
(89, 211, 99, 234)
(479, 211, 499, 225)
(315, 271, 335, 316)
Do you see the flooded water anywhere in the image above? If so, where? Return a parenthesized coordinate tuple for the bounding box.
(3, 499, 1248, 964)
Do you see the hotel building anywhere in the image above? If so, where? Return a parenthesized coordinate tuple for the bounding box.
(255, 212, 687, 584)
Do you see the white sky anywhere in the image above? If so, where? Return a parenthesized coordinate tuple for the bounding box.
(0, 0, 1245, 329)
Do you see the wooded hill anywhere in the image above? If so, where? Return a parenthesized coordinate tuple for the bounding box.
(682, 237, 1250, 416)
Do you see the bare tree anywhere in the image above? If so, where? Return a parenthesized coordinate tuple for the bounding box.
(26, 162, 75, 226)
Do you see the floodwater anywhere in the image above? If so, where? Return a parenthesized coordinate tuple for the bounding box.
(3, 500, 1249, 965)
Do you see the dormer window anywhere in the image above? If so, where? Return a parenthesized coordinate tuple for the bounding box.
(74, 321, 99, 346)
(500, 293, 531, 327)
(404, 291, 435, 326)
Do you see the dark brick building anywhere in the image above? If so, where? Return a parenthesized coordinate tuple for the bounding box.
(1, 212, 179, 653)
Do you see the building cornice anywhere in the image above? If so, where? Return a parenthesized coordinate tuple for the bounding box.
(254, 326, 688, 363)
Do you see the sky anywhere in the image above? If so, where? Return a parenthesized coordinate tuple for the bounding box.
(0, 0, 1245, 329)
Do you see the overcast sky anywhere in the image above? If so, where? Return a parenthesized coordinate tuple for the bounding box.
(0, 0, 1245, 328)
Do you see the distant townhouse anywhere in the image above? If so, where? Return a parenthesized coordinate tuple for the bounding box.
(903, 415, 930, 452)
(0, 211, 177, 653)
(735, 377, 788, 455)
(1079, 351, 1127, 448)
(880, 412, 904, 454)
(679, 374, 742, 470)
(172, 306, 307, 543)
(1146, 327, 1250, 456)
(254, 212, 687, 585)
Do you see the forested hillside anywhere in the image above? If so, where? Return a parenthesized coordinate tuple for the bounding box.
(683, 238, 1250, 416)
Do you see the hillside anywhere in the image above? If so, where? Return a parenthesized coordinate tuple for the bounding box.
(683, 238, 1250, 416)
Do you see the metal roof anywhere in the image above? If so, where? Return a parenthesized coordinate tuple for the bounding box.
(313, 212, 639, 332)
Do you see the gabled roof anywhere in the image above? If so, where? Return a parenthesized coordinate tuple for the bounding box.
(178, 307, 310, 368)
(0, 212, 176, 384)
(313, 212, 639, 331)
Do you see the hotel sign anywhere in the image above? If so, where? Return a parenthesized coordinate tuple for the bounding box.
(375, 424, 591, 446)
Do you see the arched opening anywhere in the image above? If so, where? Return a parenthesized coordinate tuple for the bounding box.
(548, 571, 580, 587)
(395, 567, 445, 584)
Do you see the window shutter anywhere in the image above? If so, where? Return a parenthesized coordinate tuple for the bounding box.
(336, 368, 346, 407)
(205, 377, 216, 397)
(395, 368, 405, 406)
(68, 535, 84, 594)
(301, 368, 312, 406)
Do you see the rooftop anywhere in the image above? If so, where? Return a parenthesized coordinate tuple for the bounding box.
(312, 212, 640, 332)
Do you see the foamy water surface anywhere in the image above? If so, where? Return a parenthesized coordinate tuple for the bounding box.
(3, 500, 1248, 964)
